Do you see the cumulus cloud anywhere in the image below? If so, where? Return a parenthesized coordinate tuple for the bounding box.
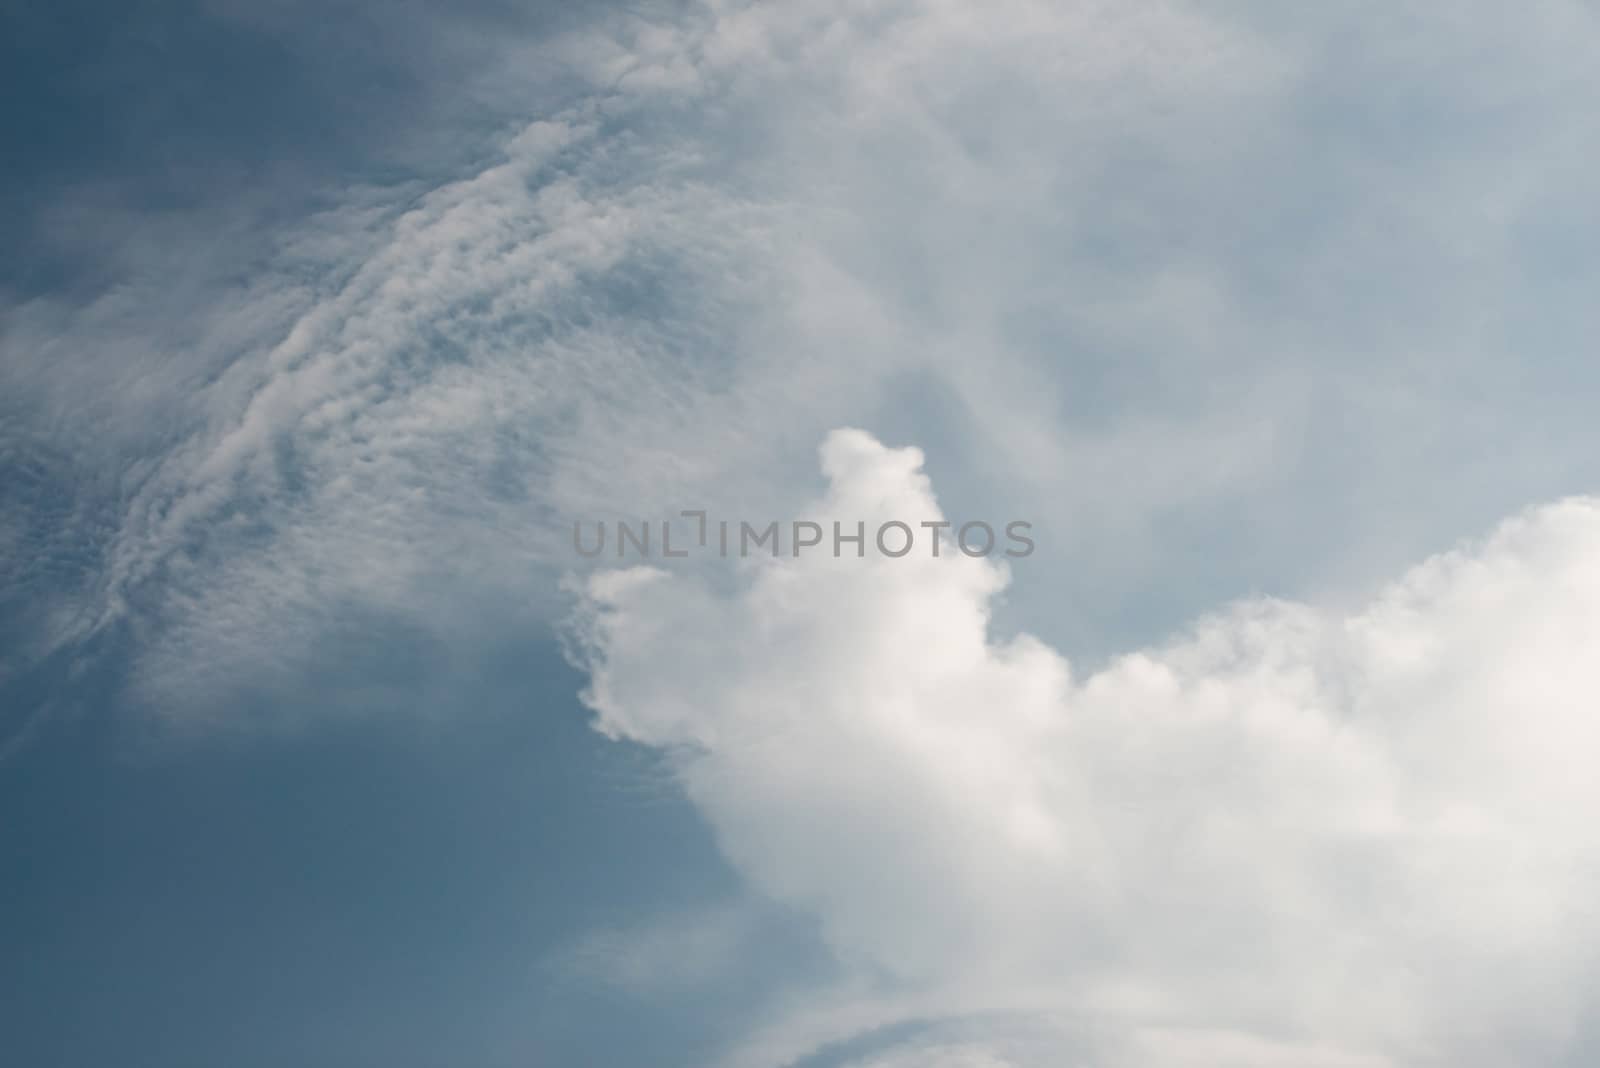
(7, 0, 1600, 1059)
(574, 428, 1600, 1067)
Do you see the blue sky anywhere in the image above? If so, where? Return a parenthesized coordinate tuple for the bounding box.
(5, 2, 1600, 1065)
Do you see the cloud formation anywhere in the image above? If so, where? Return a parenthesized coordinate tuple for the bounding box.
(8, 0, 1600, 723)
(7, 1, 1600, 1062)
(575, 429, 1600, 1067)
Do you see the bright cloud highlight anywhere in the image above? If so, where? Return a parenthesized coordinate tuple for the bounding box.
(575, 429, 1600, 1067)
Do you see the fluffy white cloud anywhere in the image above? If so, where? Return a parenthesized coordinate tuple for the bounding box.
(575, 429, 1600, 1067)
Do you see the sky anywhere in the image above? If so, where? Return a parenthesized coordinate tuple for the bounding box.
(4, 1, 1600, 1065)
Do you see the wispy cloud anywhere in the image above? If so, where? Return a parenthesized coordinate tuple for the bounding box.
(6, 0, 1600, 722)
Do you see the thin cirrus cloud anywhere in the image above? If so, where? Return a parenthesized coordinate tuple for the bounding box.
(574, 429, 1600, 1068)
(7, 0, 1600, 718)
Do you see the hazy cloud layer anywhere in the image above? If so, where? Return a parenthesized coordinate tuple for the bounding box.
(8, 0, 1600, 722)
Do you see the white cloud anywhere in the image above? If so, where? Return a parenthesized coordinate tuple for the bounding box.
(8, 0, 1600, 720)
(575, 428, 1600, 1066)
(7, 0, 1600, 1057)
